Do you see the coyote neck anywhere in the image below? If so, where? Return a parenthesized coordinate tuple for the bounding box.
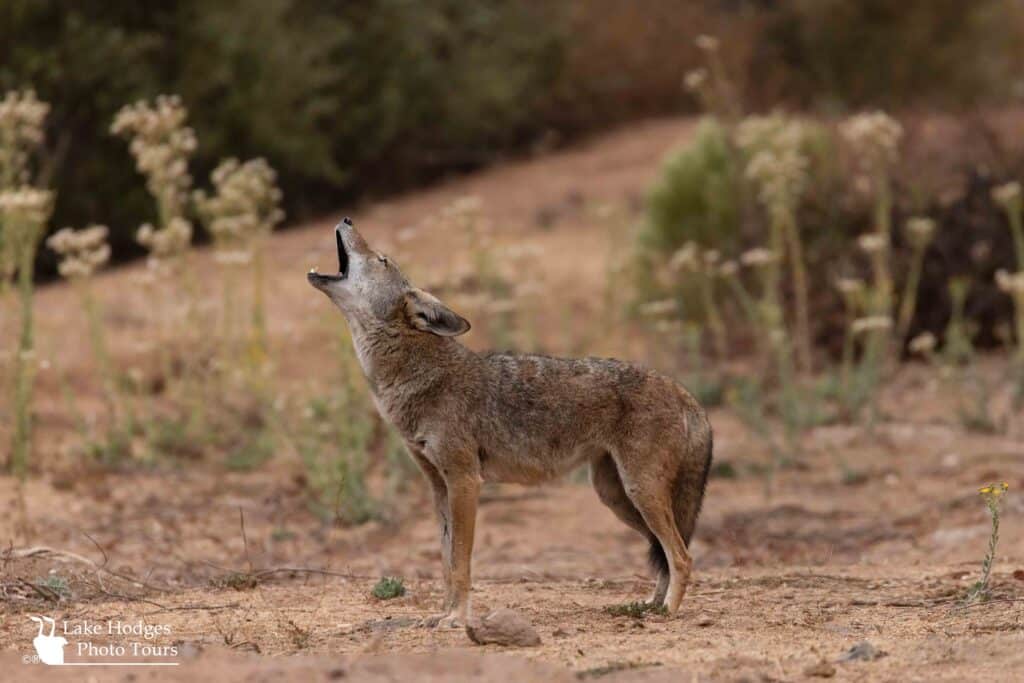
(344, 311, 475, 399)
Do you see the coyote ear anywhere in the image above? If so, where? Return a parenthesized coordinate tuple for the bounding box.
(405, 289, 471, 337)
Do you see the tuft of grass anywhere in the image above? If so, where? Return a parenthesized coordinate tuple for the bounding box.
(603, 601, 667, 619)
(225, 430, 275, 471)
(214, 572, 259, 591)
(34, 574, 71, 600)
(296, 370, 377, 525)
(284, 619, 312, 650)
(371, 576, 406, 600)
(79, 422, 135, 466)
(965, 482, 1009, 604)
(709, 460, 738, 480)
(147, 415, 202, 460)
(840, 467, 869, 486)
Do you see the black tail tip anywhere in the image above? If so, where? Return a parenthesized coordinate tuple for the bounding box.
(647, 538, 668, 575)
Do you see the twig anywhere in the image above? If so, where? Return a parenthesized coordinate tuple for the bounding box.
(252, 567, 363, 580)
(239, 507, 253, 575)
(89, 576, 168, 610)
(144, 602, 241, 616)
(951, 597, 1024, 610)
(81, 531, 109, 568)
(18, 578, 60, 602)
(4, 543, 173, 593)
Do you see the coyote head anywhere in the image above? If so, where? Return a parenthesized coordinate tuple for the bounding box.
(308, 218, 470, 337)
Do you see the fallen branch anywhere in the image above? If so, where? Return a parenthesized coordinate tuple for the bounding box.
(4, 542, 172, 593)
(17, 578, 61, 603)
(144, 602, 241, 616)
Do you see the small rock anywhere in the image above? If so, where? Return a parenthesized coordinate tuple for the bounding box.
(552, 627, 569, 638)
(696, 615, 715, 627)
(804, 660, 836, 678)
(837, 641, 885, 662)
(466, 609, 541, 647)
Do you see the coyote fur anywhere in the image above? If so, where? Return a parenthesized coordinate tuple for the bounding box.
(309, 219, 713, 627)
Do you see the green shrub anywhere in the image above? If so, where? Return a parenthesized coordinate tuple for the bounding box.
(0, 0, 566, 274)
(297, 392, 376, 525)
(758, 0, 1018, 109)
(642, 119, 741, 255)
(371, 576, 405, 600)
(604, 601, 667, 618)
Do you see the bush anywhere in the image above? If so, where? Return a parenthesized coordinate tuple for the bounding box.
(642, 119, 740, 254)
(758, 0, 1020, 109)
(371, 576, 405, 600)
(639, 109, 1024, 356)
(912, 172, 1021, 349)
(0, 1, 566, 276)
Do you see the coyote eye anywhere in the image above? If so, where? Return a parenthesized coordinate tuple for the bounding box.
(377, 254, 389, 267)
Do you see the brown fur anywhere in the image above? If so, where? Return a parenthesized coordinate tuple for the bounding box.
(309, 220, 712, 626)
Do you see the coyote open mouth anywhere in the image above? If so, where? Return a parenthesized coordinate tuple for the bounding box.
(308, 219, 350, 282)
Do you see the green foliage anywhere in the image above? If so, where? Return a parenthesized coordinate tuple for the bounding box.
(82, 424, 134, 466)
(297, 389, 376, 525)
(226, 430, 275, 471)
(679, 325, 726, 407)
(215, 572, 259, 591)
(643, 119, 740, 255)
(177, 0, 341, 188)
(604, 601, 667, 618)
(966, 482, 1009, 603)
(35, 574, 71, 600)
(709, 460, 738, 480)
(371, 576, 405, 600)
(0, 0, 566, 273)
(761, 0, 1017, 109)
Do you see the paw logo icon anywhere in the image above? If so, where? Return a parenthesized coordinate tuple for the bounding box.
(29, 616, 68, 665)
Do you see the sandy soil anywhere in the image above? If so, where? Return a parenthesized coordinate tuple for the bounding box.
(2, 117, 1024, 681)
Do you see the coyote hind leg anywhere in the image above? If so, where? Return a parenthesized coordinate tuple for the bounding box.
(590, 453, 669, 606)
(615, 454, 693, 614)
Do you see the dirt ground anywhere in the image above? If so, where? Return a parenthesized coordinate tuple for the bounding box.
(2, 117, 1024, 681)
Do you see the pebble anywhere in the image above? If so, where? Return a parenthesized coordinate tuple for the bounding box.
(466, 608, 541, 647)
(804, 660, 837, 678)
(838, 640, 885, 662)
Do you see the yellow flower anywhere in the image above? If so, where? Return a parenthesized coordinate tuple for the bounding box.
(979, 482, 1009, 498)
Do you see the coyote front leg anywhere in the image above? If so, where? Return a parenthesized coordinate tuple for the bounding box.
(413, 446, 480, 628)
(439, 472, 479, 628)
(410, 451, 455, 622)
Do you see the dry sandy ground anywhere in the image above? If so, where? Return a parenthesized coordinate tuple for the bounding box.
(2, 117, 1024, 681)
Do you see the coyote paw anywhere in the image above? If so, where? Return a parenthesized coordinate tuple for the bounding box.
(436, 613, 466, 629)
(422, 612, 465, 629)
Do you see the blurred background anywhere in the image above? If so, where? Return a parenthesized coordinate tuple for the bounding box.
(5, 0, 1024, 275)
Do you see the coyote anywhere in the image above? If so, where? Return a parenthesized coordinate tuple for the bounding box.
(309, 219, 713, 627)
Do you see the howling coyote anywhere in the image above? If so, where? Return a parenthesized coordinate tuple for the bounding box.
(309, 219, 713, 627)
